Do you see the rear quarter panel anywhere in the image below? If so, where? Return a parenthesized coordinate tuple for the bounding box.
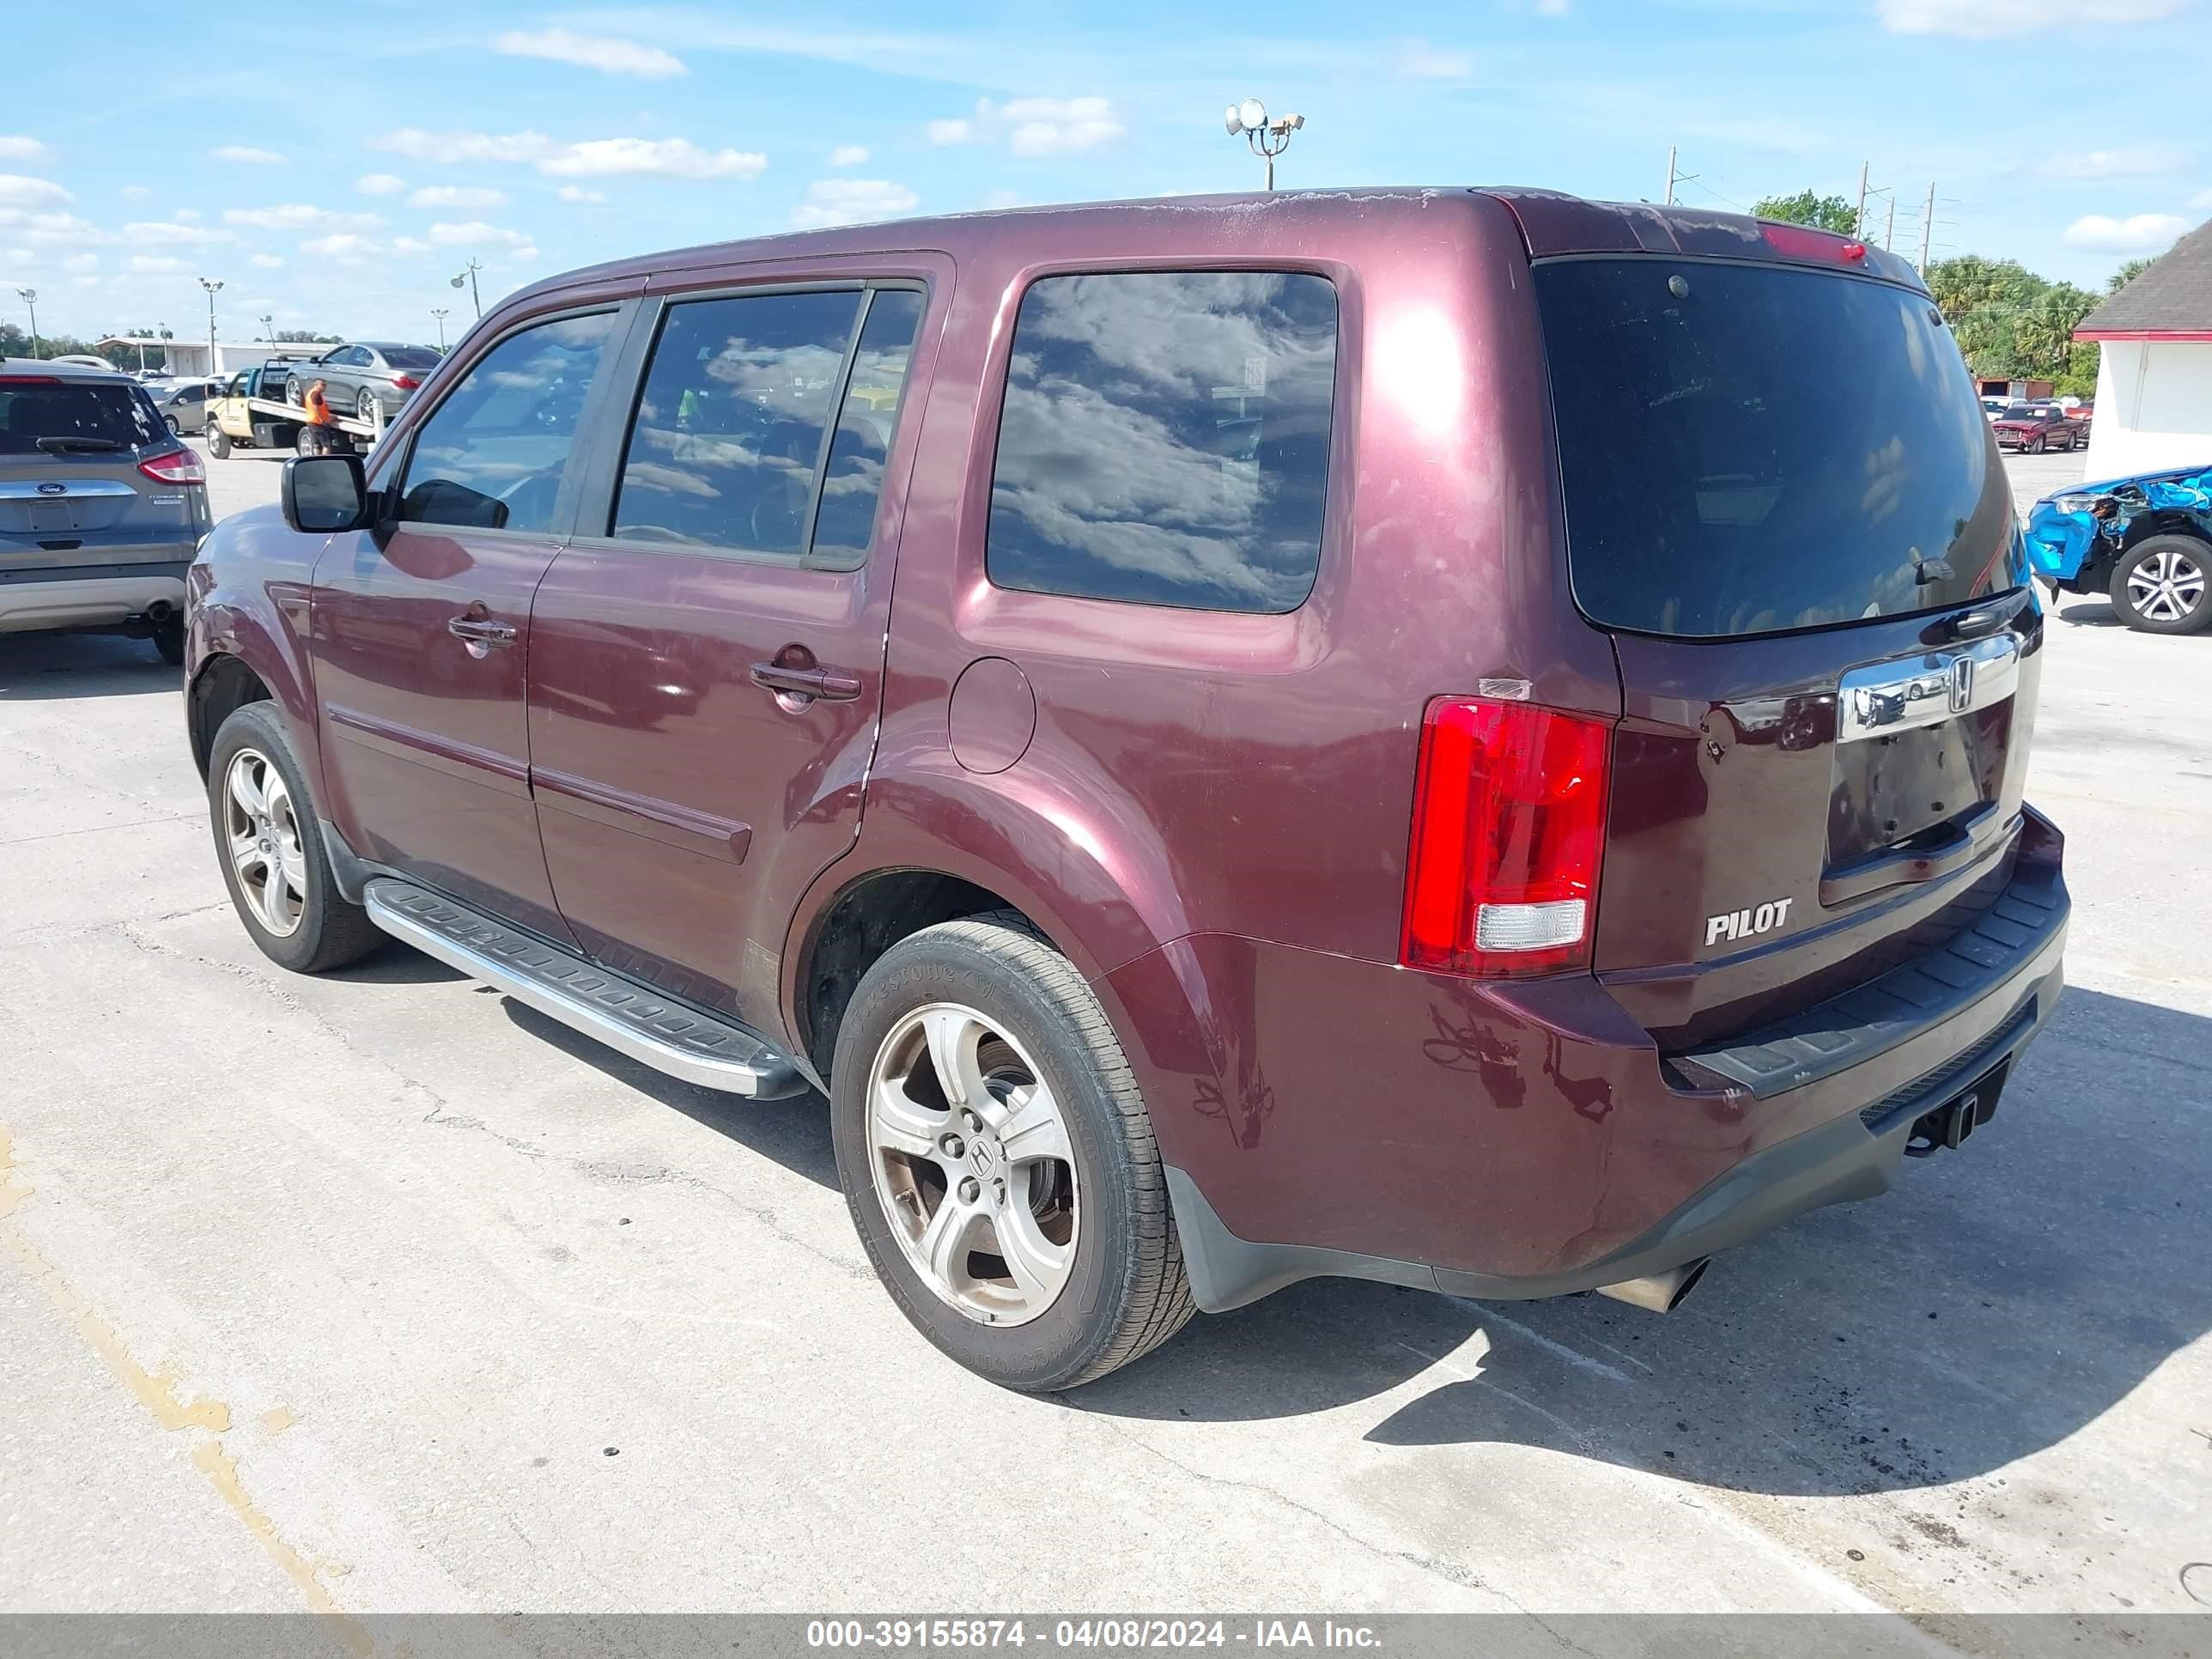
(187, 504, 327, 775)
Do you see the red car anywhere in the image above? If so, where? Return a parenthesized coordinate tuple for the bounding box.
(184, 191, 2067, 1390)
(1994, 404, 2087, 453)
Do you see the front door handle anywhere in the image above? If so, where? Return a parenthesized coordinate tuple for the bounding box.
(448, 615, 518, 658)
(750, 659, 862, 703)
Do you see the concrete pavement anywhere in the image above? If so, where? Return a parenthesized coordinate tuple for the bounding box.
(2, 444, 2207, 1626)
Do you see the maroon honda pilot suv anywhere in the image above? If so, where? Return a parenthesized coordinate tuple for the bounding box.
(185, 190, 2068, 1390)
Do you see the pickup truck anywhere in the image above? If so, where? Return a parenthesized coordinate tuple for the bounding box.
(1991, 404, 2087, 453)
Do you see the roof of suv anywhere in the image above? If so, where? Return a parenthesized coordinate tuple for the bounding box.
(1, 356, 141, 383)
(495, 186, 1929, 311)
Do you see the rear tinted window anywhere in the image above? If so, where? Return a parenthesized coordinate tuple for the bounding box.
(1537, 259, 2009, 638)
(986, 270, 1337, 614)
(384, 347, 443, 370)
(0, 381, 163, 453)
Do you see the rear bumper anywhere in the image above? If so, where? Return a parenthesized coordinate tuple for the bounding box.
(1121, 817, 2069, 1315)
(0, 560, 191, 632)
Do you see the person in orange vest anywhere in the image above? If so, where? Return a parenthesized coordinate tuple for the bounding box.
(301, 378, 335, 456)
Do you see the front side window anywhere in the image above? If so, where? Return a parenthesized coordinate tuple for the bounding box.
(986, 270, 1339, 614)
(397, 311, 615, 533)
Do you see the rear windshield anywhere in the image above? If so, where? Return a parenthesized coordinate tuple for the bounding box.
(0, 380, 164, 453)
(1537, 258, 2010, 638)
(384, 347, 442, 370)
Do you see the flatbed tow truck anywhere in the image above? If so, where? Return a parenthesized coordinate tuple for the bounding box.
(206, 359, 385, 459)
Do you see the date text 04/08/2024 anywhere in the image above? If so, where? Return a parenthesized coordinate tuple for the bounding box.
(805, 1620, 1384, 1650)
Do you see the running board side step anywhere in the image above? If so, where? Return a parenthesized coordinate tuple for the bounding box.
(362, 878, 806, 1099)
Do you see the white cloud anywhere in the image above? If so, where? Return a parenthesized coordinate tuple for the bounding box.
(928, 97, 1123, 157)
(2063, 212, 2190, 251)
(2191, 188, 2212, 210)
(540, 137, 766, 179)
(3, 210, 110, 246)
(374, 127, 763, 180)
(1395, 38, 1473, 78)
(510, 244, 540, 263)
(410, 185, 508, 209)
(1536, 0, 1570, 14)
(0, 174, 71, 209)
(556, 185, 605, 204)
(493, 27, 686, 78)
(375, 127, 559, 165)
(299, 233, 382, 262)
(356, 173, 408, 196)
(0, 137, 48, 161)
(1878, 0, 2182, 36)
(223, 204, 383, 232)
(791, 178, 920, 228)
(123, 221, 235, 247)
(119, 184, 151, 200)
(830, 144, 870, 167)
(391, 236, 432, 256)
(427, 221, 533, 247)
(62, 252, 97, 273)
(2039, 149, 2186, 180)
(250, 252, 284, 269)
(126, 254, 188, 273)
(210, 144, 287, 164)
(173, 208, 201, 222)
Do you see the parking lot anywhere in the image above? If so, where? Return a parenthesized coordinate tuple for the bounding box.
(2, 443, 2206, 1624)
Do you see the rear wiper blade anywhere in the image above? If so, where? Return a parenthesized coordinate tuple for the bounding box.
(33, 435, 125, 453)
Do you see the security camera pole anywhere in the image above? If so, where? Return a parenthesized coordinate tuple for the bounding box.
(198, 276, 223, 376)
(1224, 96, 1304, 191)
(450, 259, 483, 320)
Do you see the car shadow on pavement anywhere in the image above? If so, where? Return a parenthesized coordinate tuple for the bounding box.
(1074, 985, 2211, 1498)
(500, 1000, 841, 1188)
(0, 634, 179, 700)
(2053, 598, 2125, 628)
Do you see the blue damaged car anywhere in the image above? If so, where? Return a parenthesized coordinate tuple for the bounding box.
(2026, 463, 2212, 635)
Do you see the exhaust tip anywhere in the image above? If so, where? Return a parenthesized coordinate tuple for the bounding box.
(1595, 1257, 1710, 1314)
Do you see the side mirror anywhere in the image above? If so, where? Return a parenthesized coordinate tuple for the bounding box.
(283, 453, 370, 533)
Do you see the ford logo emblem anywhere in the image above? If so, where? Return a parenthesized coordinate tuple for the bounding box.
(36, 482, 65, 495)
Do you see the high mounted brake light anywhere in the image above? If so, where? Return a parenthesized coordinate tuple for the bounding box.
(1759, 222, 1869, 264)
(1400, 698, 1613, 978)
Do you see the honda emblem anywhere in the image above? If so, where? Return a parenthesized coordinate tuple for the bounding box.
(1948, 654, 1974, 714)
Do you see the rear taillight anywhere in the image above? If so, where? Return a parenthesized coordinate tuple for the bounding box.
(138, 448, 206, 485)
(1400, 698, 1613, 978)
(390, 374, 420, 390)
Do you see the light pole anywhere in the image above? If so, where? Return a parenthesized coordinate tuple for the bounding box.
(14, 287, 37, 359)
(198, 276, 223, 376)
(450, 260, 482, 319)
(258, 312, 275, 343)
(1223, 97, 1304, 191)
(157, 325, 173, 374)
(430, 307, 449, 350)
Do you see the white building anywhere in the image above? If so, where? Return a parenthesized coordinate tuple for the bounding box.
(2074, 219, 2212, 477)
(94, 337, 297, 377)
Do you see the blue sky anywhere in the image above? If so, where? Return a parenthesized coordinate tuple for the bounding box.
(4, 0, 2208, 346)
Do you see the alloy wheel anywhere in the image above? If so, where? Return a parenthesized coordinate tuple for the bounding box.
(2127, 547, 2206, 625)
(866, 1002, 1079, 1327)
(222, 747, 307, 936)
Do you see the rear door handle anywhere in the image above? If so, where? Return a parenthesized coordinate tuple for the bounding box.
(750, 661, 862, 702)
(448, 615, 518, 656)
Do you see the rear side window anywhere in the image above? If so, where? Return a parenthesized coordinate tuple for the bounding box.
(384, 347, 443, 371)
(610, 284, 923, 564)
(986, 270, 1338, 614)
(1537, 258, 2008, 638)
(398, 312, 615, 532)
(0, 381, 163, 453)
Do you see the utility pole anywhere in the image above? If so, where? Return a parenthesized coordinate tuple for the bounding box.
(1883, 195, 1896, 252)
(1664, 146, 1698, 207)
(1918, 180, 1936, 272)
(13, 287, 37, 359)
(1855, 161, 1870, 240)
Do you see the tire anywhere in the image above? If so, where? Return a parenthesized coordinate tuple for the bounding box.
(2108, 536, 2212, 635)
(205, 702, 386, 973)
(152, 620, 185, 665)
(285, 377, 302, 406)
(356, 389, 378, 425)
(208, 425, 231, 459)
(165, 413, 180, 434)
(830, 912, 1194, 1391)
(2029, 434, 2046, 454)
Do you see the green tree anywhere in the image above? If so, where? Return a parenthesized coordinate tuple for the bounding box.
(1752, 190, 1861, 234)
(2107, 258, 2153, 294)
(1923, 256, 2040, 326)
